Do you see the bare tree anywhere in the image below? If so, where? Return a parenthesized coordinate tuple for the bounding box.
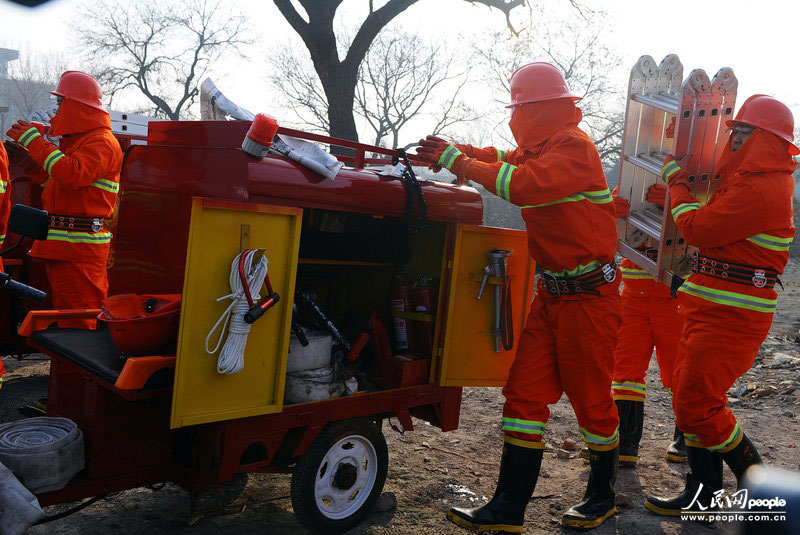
(266, 44, 332, 135)
(355, 30, 477, 148)
(268, 29, 478, 149)
(2, 48, 66, 119)
(272, 0, 526, 143)
(76, 0, 252, 119)
(470, 6, 625, 168)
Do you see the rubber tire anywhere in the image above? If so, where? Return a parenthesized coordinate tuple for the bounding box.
(291, 418, 388, 534)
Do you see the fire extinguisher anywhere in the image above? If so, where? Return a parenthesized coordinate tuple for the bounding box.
(389, 270, 415, 352)
(411, 276, 437, 355)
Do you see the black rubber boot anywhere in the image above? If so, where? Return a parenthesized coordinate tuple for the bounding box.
(665, 425, 687, 463)
(645, 445, 722, 519)
(720, 431, 762, 488)
(562, 447, 618, 530)
(616, 400, 644, 467)
(447, 441, 543, 533)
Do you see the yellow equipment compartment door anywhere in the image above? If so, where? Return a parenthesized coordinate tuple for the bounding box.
(439, 224, 534, 387)
(170, 198, 302, 428)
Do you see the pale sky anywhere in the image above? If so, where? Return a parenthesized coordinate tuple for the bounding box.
(1, 0, 799, 137)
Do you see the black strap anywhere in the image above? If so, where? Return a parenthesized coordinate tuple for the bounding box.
(539, 262, 617, 297)
(692, 253, 778, 290)
(48, 214, 107, 232)
(394, 149, 427, 234)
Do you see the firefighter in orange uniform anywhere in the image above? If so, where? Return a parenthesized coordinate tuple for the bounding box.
(609, 186, 687, 466)
(5, 71, 122, 329)
(416, 62, 622, 532)
(645, 95, 797, 516)
(0, 141, 10, 388)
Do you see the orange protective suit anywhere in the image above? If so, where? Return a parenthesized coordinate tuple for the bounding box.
(455, 99, 622, 452)
(0, 142, 8, 386)
(612, 258, 682, 401)
(669, 130, 796, 452)
(19, 99, 122, 328)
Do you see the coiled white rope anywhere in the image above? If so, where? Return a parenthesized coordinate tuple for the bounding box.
(205, 250, 269, 374)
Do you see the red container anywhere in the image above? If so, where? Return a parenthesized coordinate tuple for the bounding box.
(411, 276, 438, 355)
(383, 355, 431, 388)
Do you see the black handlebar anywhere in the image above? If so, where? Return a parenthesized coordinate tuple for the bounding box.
(0, 273, 47, 303)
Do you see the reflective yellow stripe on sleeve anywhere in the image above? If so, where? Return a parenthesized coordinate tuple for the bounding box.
(0, 180, 7, 194)
(437, 145, 462, 169)
(18, 127, 41, 148)
(496, 149, 508, 162)
(91, 178, 120, 193)
(495, 163, 515, 201)
(43, 149, 66, 177)
(661, 160, 681, 183)
(671, 202, 700, 221)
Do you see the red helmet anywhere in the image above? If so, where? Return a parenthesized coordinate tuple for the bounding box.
(50, 71, 106, 111)
(507, 62, 581, 108)
(98, 294, 182, 355)
(727, 94, 799, 155)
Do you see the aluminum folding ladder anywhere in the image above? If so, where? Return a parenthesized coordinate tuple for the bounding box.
(615, 54, 738, 288)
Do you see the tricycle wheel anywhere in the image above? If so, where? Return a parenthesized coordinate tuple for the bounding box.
(291, 418, 388, 534)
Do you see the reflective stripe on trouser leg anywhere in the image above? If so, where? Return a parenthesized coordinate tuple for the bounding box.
(502, 299, 561, 447)
(556, 289, 622, 451)
(671, 295, 771, 451)
(613, 293, 653, 400)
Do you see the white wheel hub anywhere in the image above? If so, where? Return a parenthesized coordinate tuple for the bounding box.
(313, 434, 378, 520)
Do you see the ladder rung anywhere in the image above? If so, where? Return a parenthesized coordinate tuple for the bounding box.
(641, 208, 664, 225)
(617, 242, 658, 276)
(626, 211, 662, 240)
(625, 154, 660, 175)
(631, 92, 680, 115)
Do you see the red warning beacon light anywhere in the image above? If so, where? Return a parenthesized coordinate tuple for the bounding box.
(241, 113, 279, 158)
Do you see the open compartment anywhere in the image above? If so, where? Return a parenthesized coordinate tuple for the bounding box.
(290, 208, 448, 397)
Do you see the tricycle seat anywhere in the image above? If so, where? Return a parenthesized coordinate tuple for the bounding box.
(30, 328, 175, 390)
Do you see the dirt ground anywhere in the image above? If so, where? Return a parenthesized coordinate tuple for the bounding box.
(2, 260, 799, 535)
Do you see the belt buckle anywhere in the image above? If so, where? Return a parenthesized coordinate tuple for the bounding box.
(752, 269, 767, 288)
(601, 263, 616, 283)
(91, 218, 103, 233)
(541, 272, 560, 296)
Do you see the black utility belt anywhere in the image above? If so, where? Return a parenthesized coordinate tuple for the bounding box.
(48, 214, 108, 233)
(540, 262, 617, 297)
(691, 253, 780, 290)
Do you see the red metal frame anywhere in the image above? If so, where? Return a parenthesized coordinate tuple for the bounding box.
(13, 121, 476, 510)
(27, 324, 461, 506)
